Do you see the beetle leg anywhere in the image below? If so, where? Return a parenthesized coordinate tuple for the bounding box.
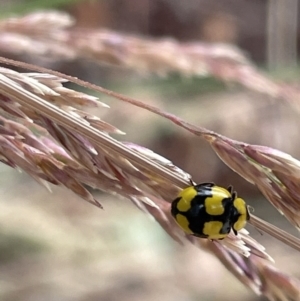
(231, 191, 237, 199)
(227, 185, 233, 194)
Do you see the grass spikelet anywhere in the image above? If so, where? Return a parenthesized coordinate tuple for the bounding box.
(0, 58, 299, 300)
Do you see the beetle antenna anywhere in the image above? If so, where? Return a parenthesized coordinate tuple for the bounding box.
(189, 178, 195, 187)
(248, 205, 255, 213)
(247, 206, 263, 235)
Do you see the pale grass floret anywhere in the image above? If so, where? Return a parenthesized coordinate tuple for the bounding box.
(0, 62, 299, 300)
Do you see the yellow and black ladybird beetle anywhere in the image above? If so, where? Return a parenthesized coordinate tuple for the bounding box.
(171, 182, 250, 240)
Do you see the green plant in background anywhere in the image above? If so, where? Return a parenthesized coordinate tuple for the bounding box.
(0, 0, 82, 17)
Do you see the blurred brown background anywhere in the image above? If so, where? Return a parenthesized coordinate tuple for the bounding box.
(0, 1, 300, 300)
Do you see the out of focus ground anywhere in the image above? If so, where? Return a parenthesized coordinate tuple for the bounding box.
(1, 158, 300, 301)
(0, 164, 298, 301)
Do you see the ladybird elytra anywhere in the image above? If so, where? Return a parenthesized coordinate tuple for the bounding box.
(175, 214, 194, 234)
(171, 182, 250, 240)
(204, 185, 232, 216)
(176, 186, 197, 212)
(203, 221, 227, 239)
